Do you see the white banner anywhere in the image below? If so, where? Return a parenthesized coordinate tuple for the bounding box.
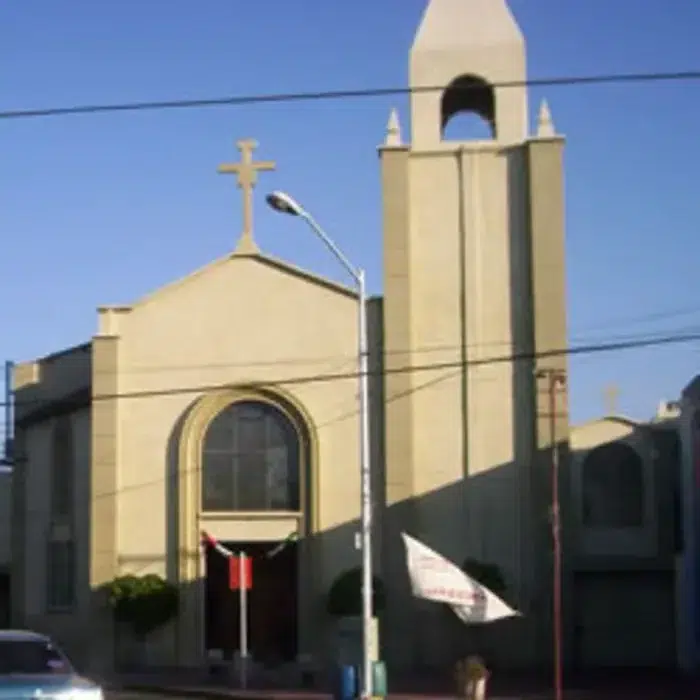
(402, 533, 520, 624)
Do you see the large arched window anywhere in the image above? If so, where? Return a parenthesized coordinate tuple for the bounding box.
(201, 400, 301, 512)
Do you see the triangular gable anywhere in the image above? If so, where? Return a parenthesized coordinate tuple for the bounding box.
(102, 250, 359, 314)
(570, 416, 640, 452)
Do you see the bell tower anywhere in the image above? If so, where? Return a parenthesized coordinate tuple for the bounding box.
(410, 0, 527, 146)
(379, 0, 570, 671)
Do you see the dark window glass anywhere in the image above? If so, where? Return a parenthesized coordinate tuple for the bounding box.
(46, 540, 75, 610)
(201, 401, 301, 512)
(202, 453, 235, 511)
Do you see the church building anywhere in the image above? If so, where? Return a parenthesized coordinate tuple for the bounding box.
(10, 0, 570, 675)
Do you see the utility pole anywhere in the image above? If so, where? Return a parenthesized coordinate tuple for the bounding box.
(535, 367, 567, 700)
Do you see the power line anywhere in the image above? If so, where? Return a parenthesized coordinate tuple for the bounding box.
(7, 328, 700, 412)
(5, 329, 694, 509)
(85, 321, 700, 377)
(2, 70, 699, 122)
(574, 304, 700, 334)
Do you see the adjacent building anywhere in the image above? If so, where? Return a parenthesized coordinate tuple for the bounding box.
(568, 410, 680, 669)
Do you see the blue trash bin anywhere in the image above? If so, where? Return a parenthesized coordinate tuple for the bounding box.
(334, 663, 357, 700)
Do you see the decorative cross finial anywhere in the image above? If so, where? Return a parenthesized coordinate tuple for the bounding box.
(218, 139, 276, 254)
(603, 384, 620, 416)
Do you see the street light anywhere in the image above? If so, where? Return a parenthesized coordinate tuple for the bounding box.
(266, 190, 374, 700)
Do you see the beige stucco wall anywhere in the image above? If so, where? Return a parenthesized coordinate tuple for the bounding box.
(99, 252, 366, 666)
(13, 344, 91, 420)
(404, 145, 524, 668)
(570, 418, 636, 453)
(379, 131, 568, 670)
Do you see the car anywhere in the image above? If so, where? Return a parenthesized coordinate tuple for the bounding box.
(0, 629, 103, 699)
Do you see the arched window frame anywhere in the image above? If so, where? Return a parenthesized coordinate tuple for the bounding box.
(200, 399, 304, 514)
(581, 441, 645, 529)
(574, 433, 658, 558)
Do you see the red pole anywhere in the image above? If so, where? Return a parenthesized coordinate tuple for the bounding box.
(549, 371, 563, 700)
(537, 368, 565, 700)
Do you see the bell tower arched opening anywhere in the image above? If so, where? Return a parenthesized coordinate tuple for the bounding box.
(440, 74, 496, 141)
(408, 0, 528, 147)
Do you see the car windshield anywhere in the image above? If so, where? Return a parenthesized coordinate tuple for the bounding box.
(0, 639, 72, 675)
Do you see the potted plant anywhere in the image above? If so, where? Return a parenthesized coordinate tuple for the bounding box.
(326, 567, 385, 666)
(105, 573, 179, 668)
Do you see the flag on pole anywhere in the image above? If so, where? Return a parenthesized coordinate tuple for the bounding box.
(401, 533, 520, 624)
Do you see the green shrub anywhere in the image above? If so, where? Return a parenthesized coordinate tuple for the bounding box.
(105, 574, 179, 637)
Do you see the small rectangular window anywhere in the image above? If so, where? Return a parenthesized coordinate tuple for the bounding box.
(46, 540, 75, 611)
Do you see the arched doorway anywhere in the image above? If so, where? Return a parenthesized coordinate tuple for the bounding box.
(201, 399, 304, 663)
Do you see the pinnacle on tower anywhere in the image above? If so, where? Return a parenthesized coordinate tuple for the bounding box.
(536, 99, 556, 138)
(385, 108, 403, 146)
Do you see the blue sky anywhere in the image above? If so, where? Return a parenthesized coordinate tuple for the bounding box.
(2, 0, 699, 429)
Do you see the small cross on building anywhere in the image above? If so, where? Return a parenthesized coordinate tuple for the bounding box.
(603, 384, 620, 416)
(218, 139, 276, 254)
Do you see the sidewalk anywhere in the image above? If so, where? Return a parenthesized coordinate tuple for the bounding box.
(108, 668, 700, 700)
(111, 675, 447, 700)
(111, 672, 510, 700)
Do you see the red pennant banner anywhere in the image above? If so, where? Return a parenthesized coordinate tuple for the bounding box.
(229, 555, 253, 591)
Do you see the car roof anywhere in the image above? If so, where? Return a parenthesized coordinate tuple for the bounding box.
(0, 630, 51, 643)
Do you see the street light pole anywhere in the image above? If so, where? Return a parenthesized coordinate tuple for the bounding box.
(266, 191, 374, 700)
(356, 268, 373, 700)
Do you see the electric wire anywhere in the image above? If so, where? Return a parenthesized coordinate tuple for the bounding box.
(3, 328, 694, 510)
(2, 70, 700, 121)
(5, 327, 700, 412)
(86, 320, 700, 377)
